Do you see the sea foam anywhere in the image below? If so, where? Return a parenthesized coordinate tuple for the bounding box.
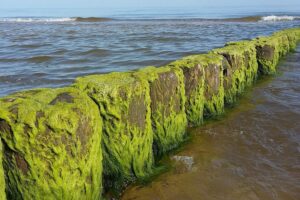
(261, 15, 300, 21)
(0, 17, 75, 23)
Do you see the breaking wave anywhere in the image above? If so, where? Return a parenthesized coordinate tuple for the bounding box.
(0, 15, 299, 23)
(0, 17, 76, 23)
(219, 15, 300, 22)
(260, 15, 300, 21)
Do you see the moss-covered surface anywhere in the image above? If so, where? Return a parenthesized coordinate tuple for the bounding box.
(212, 40, 258, 105)
(254, 28, 300, 76)
(177, 54, 225, 118)
(254, 30, 298, 75)
(133, 66, 188, 155)
(167, 58, 205, 126)
(254, 35, 281, 75)
(273, 28, 300, 51)
(74, 72, 154, 191)
(0, 141, 6, 200)
(0, 88, 103, 200)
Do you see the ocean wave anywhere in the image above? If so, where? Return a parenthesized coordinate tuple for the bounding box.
(80, 49, 110, 56)
(27, 56, 53, 63)
(0, 17, 76, 23)
(219, 15, 300, 22)
(260, 15, 300, 21)
(0, 17, 113, 23)
(0, 15, 298, 23)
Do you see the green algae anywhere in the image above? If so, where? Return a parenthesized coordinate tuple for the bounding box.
(253, 30, 298, 75)
(273, 28, 300, 51)
(254, 36, 281, 75)
(74, 72, 154, 191)
(0, 141, 6, 200)
(167, 58, 205, 126)
(212, 40, 258, 105)
(0, 88, 103, 200)
(133, 66, 188, 155)
(254, 29, 300, 76)
(179, 54, 225, 118)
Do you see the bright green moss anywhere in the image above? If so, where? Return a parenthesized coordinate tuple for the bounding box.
(273, 28, 300, 51)
(212, 40, 258, 105)
(276, 34, 290, 56)
(273, 29, 297, 53)
(253, 28, 300, 75)
(254, 36, 281, 75)
(0, 88, 103, 200)
(133, 66, 188, 155)
(167, 58, 205, 126)
(0, 141, 6, 200)
(181, 54, 225, 118)
(74, 72, 154, 191)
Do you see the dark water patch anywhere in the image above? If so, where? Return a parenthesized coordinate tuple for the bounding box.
(80, 49, 110, 57)
(75, 17, 113, 22)
(19, 44, 45, 49)
(66, 30, 78, 34)
(0, 58, 25, 63)
(27, 56, 53, 63)
(220, 16, 262, 22)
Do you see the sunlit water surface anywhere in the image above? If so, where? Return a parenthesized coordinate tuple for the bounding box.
(0, 14, 299, 96)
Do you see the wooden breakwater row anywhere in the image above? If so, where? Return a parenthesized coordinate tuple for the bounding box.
(0, 28, 299, 200)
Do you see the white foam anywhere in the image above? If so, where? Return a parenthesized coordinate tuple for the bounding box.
(172, 155, 194, 171)
(0, 17, 75, 23)
(261, 15, 299, 22)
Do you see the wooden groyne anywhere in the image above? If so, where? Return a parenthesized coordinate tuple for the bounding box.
(0, 28, 299, 200)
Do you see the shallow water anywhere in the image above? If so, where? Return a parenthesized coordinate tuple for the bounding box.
(121, 47, 300, 200)
(0, 14, 299, 96)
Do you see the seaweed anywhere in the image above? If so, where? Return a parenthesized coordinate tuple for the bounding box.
(212, 40, 258, 105)
(133, 66, 188, 155)
(0, 88, 103, 200)
(74, 72, 154, 192)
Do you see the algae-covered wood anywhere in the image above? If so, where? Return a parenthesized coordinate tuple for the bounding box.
(0, 88, 103, 200)
(74, 72, 154, 190)
(134, 66, 188, 155)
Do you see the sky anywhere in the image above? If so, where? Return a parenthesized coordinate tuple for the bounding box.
(1, 0, 300, 9)
(1, 0, 300, 18)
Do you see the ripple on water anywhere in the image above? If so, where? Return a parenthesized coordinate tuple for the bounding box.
(27, 55, 53, 63)
(80, 48, 111, 57)
(19, 44, 46, 49)
(0, 19, 299, 99)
